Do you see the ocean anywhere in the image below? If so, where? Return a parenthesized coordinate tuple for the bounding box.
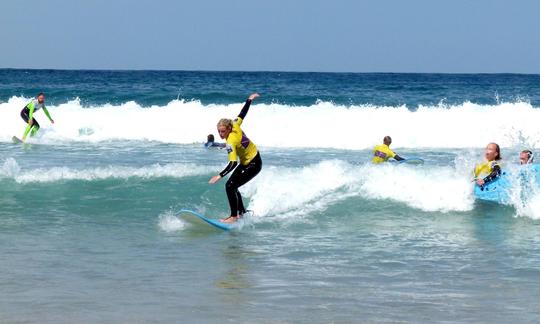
(1, 69, 540, 323)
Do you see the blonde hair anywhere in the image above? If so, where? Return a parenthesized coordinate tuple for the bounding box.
(217, 118, 233, 131)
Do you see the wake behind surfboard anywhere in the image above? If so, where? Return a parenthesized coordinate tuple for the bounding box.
(179, 209, 237, 231)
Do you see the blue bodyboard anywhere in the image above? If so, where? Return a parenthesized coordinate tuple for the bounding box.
(474, 165, 540, 205)
(474, 173, 512, 204)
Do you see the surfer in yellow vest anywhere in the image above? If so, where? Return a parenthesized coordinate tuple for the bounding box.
(474, 143, 502, 186)
(209, 93, 262, 224)
(372, 136, 405, 163)
(20, 92, 54, 142)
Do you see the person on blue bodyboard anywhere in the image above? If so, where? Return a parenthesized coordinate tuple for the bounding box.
(474, 142, 502, 187)
(205, 134, 226, 149)
(20, 92, 54, 142)
(372, 136, 405, 163)
(209, 93, 262, 224)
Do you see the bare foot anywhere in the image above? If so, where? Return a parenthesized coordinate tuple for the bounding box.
(220, 216, 239, 223)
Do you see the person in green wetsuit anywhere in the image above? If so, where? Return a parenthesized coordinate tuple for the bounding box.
(20, 92, 54, 141)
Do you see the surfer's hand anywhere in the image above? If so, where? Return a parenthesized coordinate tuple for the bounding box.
(248, 93, 260, 101)
(476, 179, 485, 186)
(209, 175, 222, 184)
(51, 119, 55, 124)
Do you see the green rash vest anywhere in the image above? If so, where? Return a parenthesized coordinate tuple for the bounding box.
(23, 99, 52, 138)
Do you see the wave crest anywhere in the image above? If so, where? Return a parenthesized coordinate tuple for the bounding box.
(1, 96, 539, 149)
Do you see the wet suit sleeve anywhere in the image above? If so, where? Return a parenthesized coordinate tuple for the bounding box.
(482, 164, 501, 184)
(387, 148, 404, 161)
(237, 99, 252, 120)
(219, 137, 239, 177)
(43, 106, 53, 121)
(219, 161, 238, 177)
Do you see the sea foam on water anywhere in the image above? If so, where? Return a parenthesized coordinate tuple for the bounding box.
(2, 96, 540, 149)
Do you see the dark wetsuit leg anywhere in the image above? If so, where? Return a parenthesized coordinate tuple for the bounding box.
(21, 107, 40, 130)
(225, 153, 262, 216)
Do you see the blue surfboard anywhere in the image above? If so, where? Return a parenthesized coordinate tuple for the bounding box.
(179, 209, 234, 231)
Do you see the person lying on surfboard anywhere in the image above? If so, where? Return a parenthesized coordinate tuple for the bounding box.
(20, 92, 54, 142)
(204, 134, 226, 149)
(372, 136, 405, 163)
(474, 142, 502, 187)
(208, 93, 262, 224)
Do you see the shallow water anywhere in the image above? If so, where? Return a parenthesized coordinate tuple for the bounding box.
(1, 142, 539, 322)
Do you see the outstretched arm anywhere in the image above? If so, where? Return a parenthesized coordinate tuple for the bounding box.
(209, 161, 239, 184)
(219, 161, 238, 178)
(394, 154, 405, 161)
(237, 93, 259, 120)
(209, 142, 240, 184)
(43, 107, 54, 123)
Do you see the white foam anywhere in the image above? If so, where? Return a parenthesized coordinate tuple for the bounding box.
(1, 158, 21, 177)
(503, 167, 540, 220)
(2, 96, 540, 149)
(0, 158, 213, 183)
(241, 160, 475, 224)
(516, 194, 540, 220)
(158, 211, 188, 232)
(356, 163, 474, 212)
(243, 160, 357, 223)
(234, 160, 540, 220)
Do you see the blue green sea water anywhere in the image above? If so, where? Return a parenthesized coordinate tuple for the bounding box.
(1, 70, 540, 322)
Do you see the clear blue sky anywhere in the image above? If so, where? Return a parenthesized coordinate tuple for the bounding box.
(1, 0, 539, 73)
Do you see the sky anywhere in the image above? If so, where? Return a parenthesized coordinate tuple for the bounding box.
(1, 0, 539, 73)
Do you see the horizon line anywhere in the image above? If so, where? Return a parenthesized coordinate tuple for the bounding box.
(1, 67, 539, 76)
